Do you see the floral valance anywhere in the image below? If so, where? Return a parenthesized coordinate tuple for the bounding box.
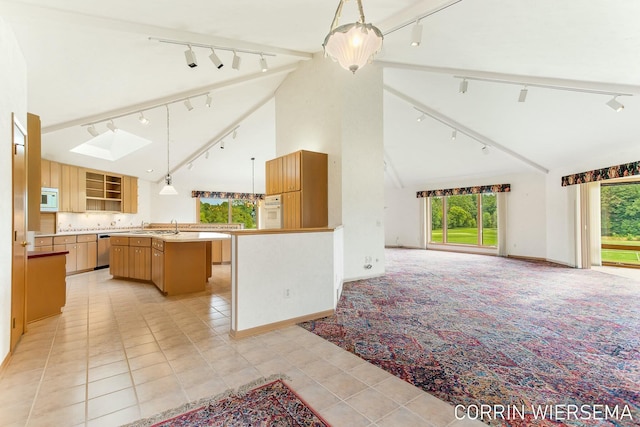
(192, 191, 264, 201)
(561, 160, 640, 186)
(416, 184, 511, 198)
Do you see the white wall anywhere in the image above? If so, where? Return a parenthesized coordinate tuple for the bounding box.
(0, 16, 27, 361)
(384, 172, 548, 259)
(276, 54, 385, 281)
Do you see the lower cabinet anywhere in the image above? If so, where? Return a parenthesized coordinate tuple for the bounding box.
(211, 238, 231, 264)
(152, 248, 164, 292)
(282, 191, 301, 229)
(110, 236, 151, 281)
(77, 234, 97, 271)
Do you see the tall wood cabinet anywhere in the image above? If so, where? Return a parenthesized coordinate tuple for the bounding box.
(27, 113, 41, 231)
(265, 150, 328, 229)
(41, 159, 60, 188)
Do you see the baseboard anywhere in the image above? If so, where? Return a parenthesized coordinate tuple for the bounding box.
(509, 255, 574, 268)
(229, 309, 334, 340)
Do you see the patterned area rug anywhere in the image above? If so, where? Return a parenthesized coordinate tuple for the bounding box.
(300, 249, 640, 426)
(122, 376, 329, 427)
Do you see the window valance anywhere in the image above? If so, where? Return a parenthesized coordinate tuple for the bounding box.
(416, 184, 511, 198)
(561, 160, 640, 186)
(192, 191, 264, 200)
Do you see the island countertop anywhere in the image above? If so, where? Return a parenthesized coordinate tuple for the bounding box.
(115, 231, 231, 242)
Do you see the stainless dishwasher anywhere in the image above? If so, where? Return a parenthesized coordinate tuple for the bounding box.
(96, 234, 111, 269)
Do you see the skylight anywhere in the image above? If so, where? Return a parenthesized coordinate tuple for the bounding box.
(71, 130, 152, 161)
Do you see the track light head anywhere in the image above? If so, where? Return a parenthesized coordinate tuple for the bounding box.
(138, 112, 149, 125)
(87, 124, 99, 137)
(606, 96, 624, 112)
(184, 99, 193, 111)
(259, 54, 268, 72)
(220, 140, 225, 149)
(205, 150, 210, 159)
(184, 45, 197, 68)
(518, 87, 528, 103)
(459, 79, 468, 94)
(232, 51, 241, 70)
(451, 129, 457, 140)
(106, 120, 117, 133)
(416, 113, 426, 122)
(232, 129, 238, 139)
(205, 94, 212, 108)
(187, 162, 193, 170)
(410, 21, 423, 47)
(209, 49, 224, 69)
(482, 145, 490, 155)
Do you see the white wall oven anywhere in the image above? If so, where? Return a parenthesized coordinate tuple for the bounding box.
(263, 195, 282, 229)
(41, 187, 59, 212)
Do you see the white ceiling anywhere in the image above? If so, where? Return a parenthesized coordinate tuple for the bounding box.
(3, 0, 640, 193)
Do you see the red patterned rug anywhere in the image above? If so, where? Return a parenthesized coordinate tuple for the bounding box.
(123, 377, 330, 427)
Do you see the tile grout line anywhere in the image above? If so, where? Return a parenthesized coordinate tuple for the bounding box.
(24, 301, 64, 426)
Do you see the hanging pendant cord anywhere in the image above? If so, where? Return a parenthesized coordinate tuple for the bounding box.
(166, 105, 170, 179)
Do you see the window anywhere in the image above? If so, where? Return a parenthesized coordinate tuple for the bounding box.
(199, 197, 257, 229)
(428, 193, 498, 247)
(600, 181, 640, 266)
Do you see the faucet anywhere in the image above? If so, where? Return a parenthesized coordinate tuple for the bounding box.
(171, 219, 179, 234)
(141, 220, 145, 230)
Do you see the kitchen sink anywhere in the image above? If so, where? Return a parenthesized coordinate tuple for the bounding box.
(129, 229, 179, 235)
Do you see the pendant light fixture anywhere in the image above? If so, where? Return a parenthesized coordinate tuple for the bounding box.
(159, 105, 178, 195)
(322, 0, 383, 74)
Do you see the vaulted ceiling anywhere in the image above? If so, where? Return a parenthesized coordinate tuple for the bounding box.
(3, 0, 640, 193)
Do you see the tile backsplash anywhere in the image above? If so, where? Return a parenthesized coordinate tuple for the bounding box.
(56, 212, 144, 233)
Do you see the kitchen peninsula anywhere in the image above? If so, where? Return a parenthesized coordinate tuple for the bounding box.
(110, 231, 230, 296)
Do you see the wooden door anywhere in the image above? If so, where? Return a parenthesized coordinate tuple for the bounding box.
(11, 114, 28, 351)
(76, 242, 88, 271)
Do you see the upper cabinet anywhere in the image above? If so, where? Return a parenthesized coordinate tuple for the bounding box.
(48, 161, 138, 213)
(265, 150, 328, 229)
(41, 159, 60, 188)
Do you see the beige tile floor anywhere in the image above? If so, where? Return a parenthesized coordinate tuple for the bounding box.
(0, 266, 484, 427)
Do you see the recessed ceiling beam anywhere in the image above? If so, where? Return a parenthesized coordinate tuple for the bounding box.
(376, 61, 640, 96)
(384, 84, 550, 174)
(42, 63, 299, 133)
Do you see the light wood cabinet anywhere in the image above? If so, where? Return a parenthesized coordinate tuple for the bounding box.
(53, 235, 78, 274)
(76, 234, 97, 272)
(85, 170, 123, 212)
(60, 164, 86, 212)
(265, 157, 283, 195)
(151, 239, 165, 292)
(283, 191, 301, 229)
(211, 239, 231, 264)
(110, 238, 129, 278)
(41, 159, 60, 188)
(27, 113, 41, 232)
(129, 237, 151, 281)
(33, 236, 53, 252)
(122, 175, 138, 214)
(26, 252, 66, 323)
(265, 150, 328, 229)
(283, 151, 301, 192)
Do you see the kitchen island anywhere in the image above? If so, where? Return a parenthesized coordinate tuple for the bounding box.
(110, 231, 230, 296)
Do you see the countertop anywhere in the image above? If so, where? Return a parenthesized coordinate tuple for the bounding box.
(28, 250, 69, 259)
(115, 231, 231, 242)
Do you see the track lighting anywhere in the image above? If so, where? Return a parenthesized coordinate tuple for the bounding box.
(410, 20, 423, 47)
(482, 145, 490, 155)
(205, 94, 212, 108)
(259, 55, 268, 72)
(184, 45, 197, 68)
(232, 129, 238, 139)
(106, 120, 117, 132)
(451, 129, 457, 140)
(220, 140, 225, 149)
(606, 96, 624, 112)
(209, 48, 224, 69)
(232, 51, 241, 70)
(87, 124, 99, 137)
(205, 151, 210, 159)
(187, 162, 193, 170)
(459, 79, 468, 94)
(417, 113, 426, 122)
(184, 98, 193, 111)
(518, 86, 528, 103)
(138, 112, 149, 125)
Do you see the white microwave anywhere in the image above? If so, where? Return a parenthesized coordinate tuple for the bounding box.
(41, 187, 59, 212)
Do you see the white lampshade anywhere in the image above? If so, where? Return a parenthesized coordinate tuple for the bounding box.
(323, 22, 383, 74)
(159, 174, 178, 195)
